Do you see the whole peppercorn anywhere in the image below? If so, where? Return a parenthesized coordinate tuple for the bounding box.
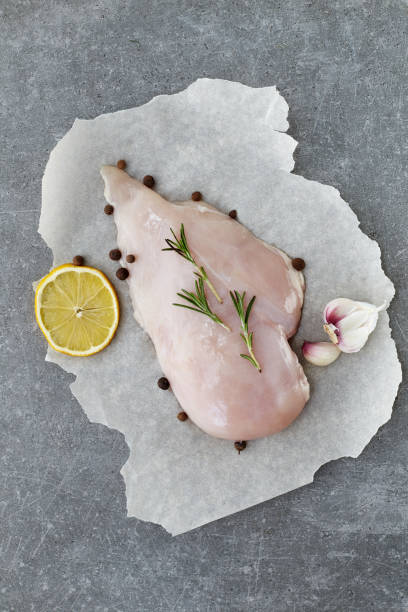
(72, 255, 84, 266)
(191, 191, 202, 201)
(126, 254, 136, 263)
(117, 159, 126, 170)
(109, 249, 122, 261)
(228, 209, 237, 219)
(234, 440, 247, 454)
(143, 175, 155, 188)
(104, 204, 114, 215)
(157, 377, 170, 390)
(116, 267, 129, 280)
(177, 411, 188, 421)
(292, 258, 306, 271)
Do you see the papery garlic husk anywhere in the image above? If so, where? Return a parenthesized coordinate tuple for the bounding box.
(302, 341, 341, 366)
(323, 298, 386, 353)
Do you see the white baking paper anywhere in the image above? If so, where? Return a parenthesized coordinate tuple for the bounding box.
(38, 79, 402, 535)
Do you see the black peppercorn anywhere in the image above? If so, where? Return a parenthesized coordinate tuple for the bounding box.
(117, 159, 126, 170)
(191, 191, 202, 201)
(109, 249, 122, 261)
(143, 175, 155, 188)
(228, 210, 237, 219)
(177, 411, 188, 421)
(234, 441, 247, 453)
(72, 255, 84, 266)
(126, 254, 136, 263)
(157, 377, 170, 390)
(104, 204, 114, 215)
(116, 267, 129, 280)
(292, 258, 306, 271)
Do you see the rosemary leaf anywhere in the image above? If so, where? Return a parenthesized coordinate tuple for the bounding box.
(230, 290, 261, 372)
(163, 224, 223, 303)
(173, 278, 230, 331)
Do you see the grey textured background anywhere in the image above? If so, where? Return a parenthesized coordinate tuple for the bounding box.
(1, 1, 407, 610)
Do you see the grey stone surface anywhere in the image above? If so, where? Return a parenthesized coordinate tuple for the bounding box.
(1, 0, 407, 610)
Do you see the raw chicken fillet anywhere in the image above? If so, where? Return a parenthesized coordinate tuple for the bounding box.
(101, 166, 309, 440)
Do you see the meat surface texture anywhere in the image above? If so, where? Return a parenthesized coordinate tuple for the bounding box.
(101, 166, 309, 440)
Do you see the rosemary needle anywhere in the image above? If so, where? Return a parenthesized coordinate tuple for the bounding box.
(163, 224, 223, 303)
(173, 278, 230, 331)
(230, 290, 261, 372)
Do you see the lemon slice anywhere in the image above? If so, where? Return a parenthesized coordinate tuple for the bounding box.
(35, 264, 119, 356)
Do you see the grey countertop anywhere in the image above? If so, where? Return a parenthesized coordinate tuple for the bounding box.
(1, 1, 407, 610)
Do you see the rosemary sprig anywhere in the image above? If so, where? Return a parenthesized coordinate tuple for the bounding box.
(163, 224, 223, 303)
(173, 277, 230, 331)
(230, 290, 261, 372)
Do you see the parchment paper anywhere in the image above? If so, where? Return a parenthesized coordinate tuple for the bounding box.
(38, 79, 402, 535)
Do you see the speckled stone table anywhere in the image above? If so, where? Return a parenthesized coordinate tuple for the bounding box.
(1, 2, 407, 610)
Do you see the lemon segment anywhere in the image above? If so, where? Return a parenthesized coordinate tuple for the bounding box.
(35, 264, 120, 356)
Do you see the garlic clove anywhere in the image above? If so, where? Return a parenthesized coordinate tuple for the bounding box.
(323, 298, 357, 325)
(302, 341, 341, 366)
(335, 324, 371, 353)
(323, 298, 386, 354)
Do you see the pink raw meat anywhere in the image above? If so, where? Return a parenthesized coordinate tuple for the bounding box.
(101, 166, 309, 440)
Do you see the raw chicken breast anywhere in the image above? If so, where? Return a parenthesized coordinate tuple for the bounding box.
(101, 166, 309, 440)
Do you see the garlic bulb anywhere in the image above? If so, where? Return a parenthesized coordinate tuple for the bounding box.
(323, 298, 386, 353)
(302, 341, 341, 366)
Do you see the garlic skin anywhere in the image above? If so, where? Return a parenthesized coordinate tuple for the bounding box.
(302, 341, 341, 366)
(323, 298, 386, 353)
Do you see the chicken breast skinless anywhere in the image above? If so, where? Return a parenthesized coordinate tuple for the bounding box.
(101, 166, 309, 440)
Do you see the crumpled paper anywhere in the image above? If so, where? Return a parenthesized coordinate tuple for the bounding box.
(38, 79, 402, 535)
